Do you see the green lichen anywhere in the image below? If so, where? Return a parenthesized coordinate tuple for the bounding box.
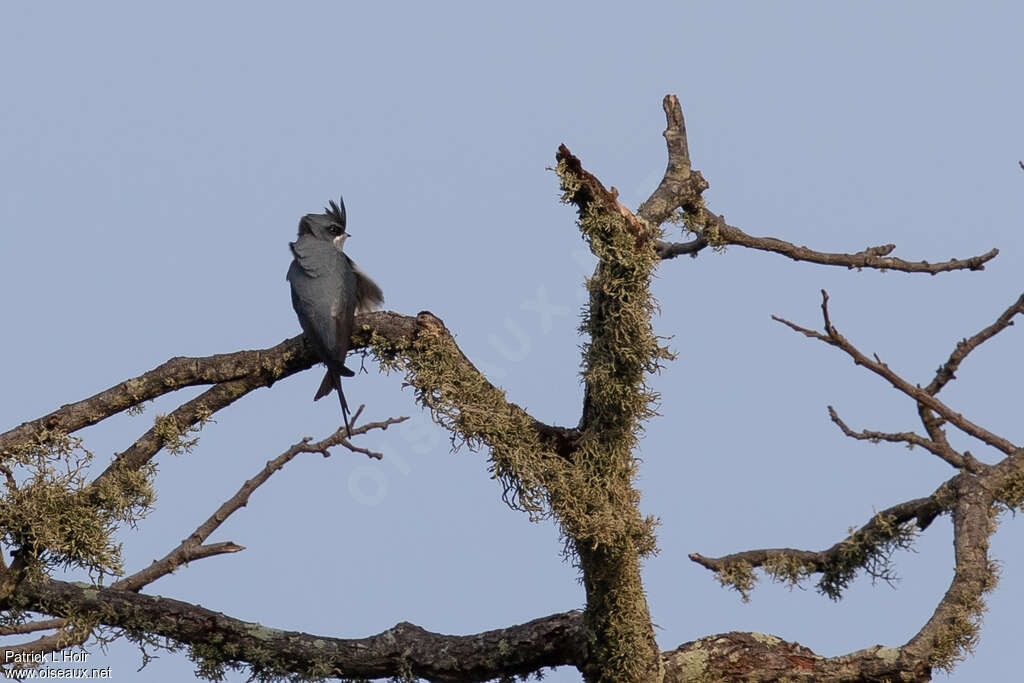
(559, 159, 671, 682)
(153, 407, 213, 456)
(995, 468, 1024, 511)
(715, 561, 756, 602)
(0, 431, 154, 577)
(189, 638, 336, 683)
(818, 513, 917, 600)
(750, 633, 782, 647)
(368, 317, 555, 523)
(669, 644, 710, 680)
(762, 554, 816, 589)
(927, 540, 999, 672)
(123, 379, 148, 415)
(875, 646, 900, 664)
(261, 352, 293, 380)
(710, 515, 915, 601)
(569, 186, 671, 558)
(669, 197, 725, 252)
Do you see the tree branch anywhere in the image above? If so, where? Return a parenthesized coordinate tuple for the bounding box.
(773, 291, 1019, 455)
(903, 476, 996, 671)
(655, 236, 708, 260)
(662, 632, 929, 682)
(690, 492, 945, 599)
(2, 412, 409, 667)
(0, 337, 312, 456)
(0, 618, 67, 636)
(10, 579, 586, 683)
(708, 212, 997, 273)
(0, 312, 579, 492)
(639, 98, 996, 274)
(638, 94, 708, 228)
(114, 410, 406, 593)
(926, 291, 1024, 395)
(828, 405, 983, 473)
(556, 142, 667, 681)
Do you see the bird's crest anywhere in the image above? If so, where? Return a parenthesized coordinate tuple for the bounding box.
(325, 196, 346, 229)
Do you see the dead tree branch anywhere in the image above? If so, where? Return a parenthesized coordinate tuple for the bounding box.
(827, 405, 983, 473)
(641, 97, 997, 274)
(773, 291, 1019, 456)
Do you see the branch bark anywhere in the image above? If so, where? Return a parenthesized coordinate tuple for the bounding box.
(8, 580, 586, 683)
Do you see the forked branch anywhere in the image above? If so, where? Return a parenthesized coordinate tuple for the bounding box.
(773, 290, 1019, 456)
(642, 96, 998, 274)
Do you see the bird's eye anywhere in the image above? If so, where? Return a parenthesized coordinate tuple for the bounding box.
(328, 225, 343, 236)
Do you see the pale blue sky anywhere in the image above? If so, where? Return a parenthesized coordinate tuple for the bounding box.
(2, 3, 1022, 681)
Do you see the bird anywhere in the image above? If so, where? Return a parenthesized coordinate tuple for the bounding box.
(287, 196, 384, 437)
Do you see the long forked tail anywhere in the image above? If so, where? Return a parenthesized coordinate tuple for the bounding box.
(315, 369, 352, 438)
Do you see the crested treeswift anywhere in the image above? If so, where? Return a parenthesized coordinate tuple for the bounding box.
(287, 196, 383, 436)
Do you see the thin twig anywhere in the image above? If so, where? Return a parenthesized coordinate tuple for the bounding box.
(113, 408, 407, 593)
(713, 214, 997, 273)
(0, 618, 67, 636)
(827, 405, 983, 473)
(773, 291, 1019, 455)
(926, 291, 1024, 395)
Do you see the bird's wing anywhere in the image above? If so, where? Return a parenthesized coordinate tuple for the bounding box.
(348, 257, 385, 313)
(333, 299, 354, 368)
(288, 236, 324, 277)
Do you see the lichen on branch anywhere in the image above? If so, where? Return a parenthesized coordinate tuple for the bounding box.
(365, 321, 564, 524)
(0, 430, 154, 578)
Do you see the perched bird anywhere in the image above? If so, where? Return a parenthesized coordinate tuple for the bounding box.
(287, 196, 384, 436)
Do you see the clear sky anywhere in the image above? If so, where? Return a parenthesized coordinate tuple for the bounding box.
(2, 3, 1022, 681)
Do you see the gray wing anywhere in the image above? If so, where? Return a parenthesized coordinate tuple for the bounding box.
(288, 236, 351, 367)
(288, 236, 325, 278)
(333, 299, 355, 373)
(347, 256, 384, 313)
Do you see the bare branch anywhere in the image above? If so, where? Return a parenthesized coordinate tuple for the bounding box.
(926, 291, 1024, 395)
(633, 97, 996, 274)
(828, 405, 983, 473)
(773, 291, 1019, 455)
(112, 542, 244, 594)
(115, 410, 406, 593)
(632, 94, 995, 274)
(637, 95, 709, 227)
(654, 235, 708, 260)
(0, 618, 66, 636)
(710, 213, 998, 273)
(0, 336, 312, 455)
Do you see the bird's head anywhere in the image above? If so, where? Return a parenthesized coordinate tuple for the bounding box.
(298, 197, 349, 251)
